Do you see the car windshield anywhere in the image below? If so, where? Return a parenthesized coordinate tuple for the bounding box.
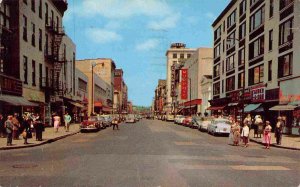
(215, 119, 231, 125)
(89, 117, 98, 121)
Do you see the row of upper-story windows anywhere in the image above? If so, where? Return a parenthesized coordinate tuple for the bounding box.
(172, 53, 192, 59)
(22, 15, 44, 51)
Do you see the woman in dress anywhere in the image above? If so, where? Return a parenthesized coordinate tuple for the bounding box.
(229, 119, 235, 145)
(233, 121, 241, 146)
(262, 121, 272, 149)
(53, 113, 61, 133)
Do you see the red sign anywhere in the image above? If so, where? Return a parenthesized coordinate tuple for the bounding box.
(181, 69, 188, 100)
(171, 65, 176, 97)
(251, 86, 265, 102)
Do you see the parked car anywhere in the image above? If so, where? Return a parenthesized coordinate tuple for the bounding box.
(126, 114, 136, 123)
(80, 116, 101, 132)
(191, 116, 202, 129)
(182, 116, 193, 127)
(198, 117, 213, 132)
(174, 115, 185, 124)
(166, 114, 175, 121)
(207, 118, 231, 136)
(100, 115, 112, 127)
(177, 115, 186, 125)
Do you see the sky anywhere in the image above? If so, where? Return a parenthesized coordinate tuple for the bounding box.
(63, 0, 230, 107)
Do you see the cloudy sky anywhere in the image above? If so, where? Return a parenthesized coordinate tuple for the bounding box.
(63, 0, 230, 106)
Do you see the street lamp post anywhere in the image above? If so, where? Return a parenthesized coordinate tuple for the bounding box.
(91, 62, 104, 115)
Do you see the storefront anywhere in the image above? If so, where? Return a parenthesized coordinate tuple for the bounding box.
(208, 97, 231, 116)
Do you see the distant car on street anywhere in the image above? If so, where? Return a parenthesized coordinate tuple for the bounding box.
(80, 116, 101, 132)
(100, 115, 112, 127)
(191, 116, 202, 129)
(166, 114, 175, 121)
(207, 118, 231, 136)
(174, 115, 185, 124)
(182, 116, 192, 127)
(198, 117, 213, 132)
(126, 114, 136, 123)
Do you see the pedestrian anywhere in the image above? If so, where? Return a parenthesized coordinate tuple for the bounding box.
(64, 112, 72, 132)
(5, 115, 13, 146)
(53, 113, 61, 133)
(233, 121, 241, 146)
(12, 113, 20, 140)
(34, 113, 44, 141)
(229, 119, 235, 145)
(275, 116, 284, 145)
(244, 114, 252, 129)
(254, 115, 263, 138)
(22, 115, 31, 144)
(241, 122, 250, 147)
(112, 117, 119, 130)
(262, 121, 272, 149)
(0, 113, 5, 138)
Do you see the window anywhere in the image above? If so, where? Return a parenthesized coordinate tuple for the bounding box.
(39, 29, 42, 51)
(269, 29, 273, 51)
(223, 21, 225, 32)
(278, 53, 293, 78)
(214, 26, 221, 40)
(51, 10, 54, 27)
(79, 79, 87, 91)
(268, 60, 272, 81)
(238, 72, 244, 88)
(227, 10, 236, 28)
(280, 0, 294, 10)
(31, 23, 35, 46)
(173, 53, 177, 59)
(222, 80, 224, 93)
(39, 0, 42, 18)
(23, 56, 28, 84)
(213, 82, 220, 95)
(226, 76, 235, 92)
(222, 60, 224, 74)
(187, 54, 191, 58)
(23, 15, 27, 41)
(269, 0, 274, 18)
(279, 18, 294, 46)
(249, 36, 264, 60)
(45, 34, 48, 55)
(45, 3, 48, 25)
(39, 63, 42, 87)
(180, 54, 184, 59)
(226, 54, 235, 71)
(32, 60, 36, 86)
(239, 22, 246, 39)
(213, 64, 220, 77)
(250, 6, 265, 32)
(249, 64, 264, 85)
(222, 39, 225, 52)
(227, 31, 236, 49)
(214, 44, 220, 58)
(56, 16, 59, 32)
(31, 0, 35, 12)
(240, 0, 246, 16)
(238, 48, 245, 65)
(250, 0, 260, 6)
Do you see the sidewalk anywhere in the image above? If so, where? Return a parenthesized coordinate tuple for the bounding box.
(249, 130, 300, 150)
(0, 123, 80, 150)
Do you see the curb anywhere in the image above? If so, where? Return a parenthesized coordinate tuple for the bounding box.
(0, 131, 80, 151)
(250, 138, 300, 151)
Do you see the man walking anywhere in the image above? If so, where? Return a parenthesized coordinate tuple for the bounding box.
(112, 117, 119, 130)
(5, 115, 13, 146)
(275, 117, 284, 145)
(64, 112, 72, 132)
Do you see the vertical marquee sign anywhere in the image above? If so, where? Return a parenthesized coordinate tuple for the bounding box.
(171, 65, 176, 97)
(181, 69, 188, 100)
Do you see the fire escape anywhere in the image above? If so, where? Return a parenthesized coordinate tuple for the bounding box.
(43, 17, 66, 98)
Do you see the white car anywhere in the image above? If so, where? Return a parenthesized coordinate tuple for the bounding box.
(174, 115, 185, 124)
(166, 114, 175, 121)
(198, 117, 213, 131)
(126, 114, 136, 123)
(207, 118, 231, 136)
(177, 116, 186, 125)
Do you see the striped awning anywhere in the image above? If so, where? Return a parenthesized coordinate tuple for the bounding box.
(0, 95, 38, 106)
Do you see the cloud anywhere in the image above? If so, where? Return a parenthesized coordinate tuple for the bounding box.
(147, 14, 180, 31)
(135, 39, 160, 51)
(205, 12, 216, 20)
(76, 0, 172, 19)
(85, 28, 122, 44)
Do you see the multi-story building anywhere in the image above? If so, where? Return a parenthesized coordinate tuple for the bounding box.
(127, 101, 133, 114)
(211, 0, 300, 132)
(76, 58, 116, 115)
(165, 43, 196, 115)
(0, 0, 78, 125)
(113, 69, 128, 114)
(201, 75, 212, 116)
(154, 79, 166, 115)
(178, 48, 213, 115)
(74, 68, 88, 112)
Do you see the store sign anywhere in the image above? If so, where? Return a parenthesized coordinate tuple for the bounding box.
(0, 74, 22, 96)
(251, 86, 265, 102)
(181, 69, 188, 100)
(279, 77, 300, 104)
(171, 65, 176, 97)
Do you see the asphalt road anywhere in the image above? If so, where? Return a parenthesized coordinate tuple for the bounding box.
(0, 119, 299, 187)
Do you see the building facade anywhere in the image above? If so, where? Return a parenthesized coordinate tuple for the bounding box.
(201, 75, 212, 116)
(154, 79, 166, 115)
(113, 69, 128, 114)
(211, 0, 300, 132)
(165, 43, 196, 115)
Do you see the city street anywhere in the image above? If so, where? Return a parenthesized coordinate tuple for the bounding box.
(0, 119, 299, 187)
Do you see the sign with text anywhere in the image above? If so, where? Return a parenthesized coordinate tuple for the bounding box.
(251, 86, 265, 102)
(181, 69, 188, 100)
(171, 65, 176, 97)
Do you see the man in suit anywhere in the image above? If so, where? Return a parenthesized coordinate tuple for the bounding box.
(5, 115, 13, 146)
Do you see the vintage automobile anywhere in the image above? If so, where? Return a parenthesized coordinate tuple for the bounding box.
(126, 114, 136, 123)
(207, 118, 231, 136)
(174, 115, 185, 124)
(198, 117, 213, 132)
(166, 114, 175, 121)
(80, 116, 101, 132)
(100, 115, 112, 127)
(191, 116, 202, 129)
(182, 116, 193, 127)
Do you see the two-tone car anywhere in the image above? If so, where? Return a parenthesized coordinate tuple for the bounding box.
(80, 116, 101, 132)
(198, 117, 213, 132)
(207, 118, 231, 136)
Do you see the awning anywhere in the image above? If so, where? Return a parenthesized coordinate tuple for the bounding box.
(94, 101, 103, 107)
(184, 105, 197, 109)
(244, 104, 261, 113)
(69, 101, 85, 108)
(102, 106, 112, 112)
(0, 95, 38, 106)
(228, 102, 239, 106)
(269, 105, 297, 111)
(206, 105, 226, 111)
